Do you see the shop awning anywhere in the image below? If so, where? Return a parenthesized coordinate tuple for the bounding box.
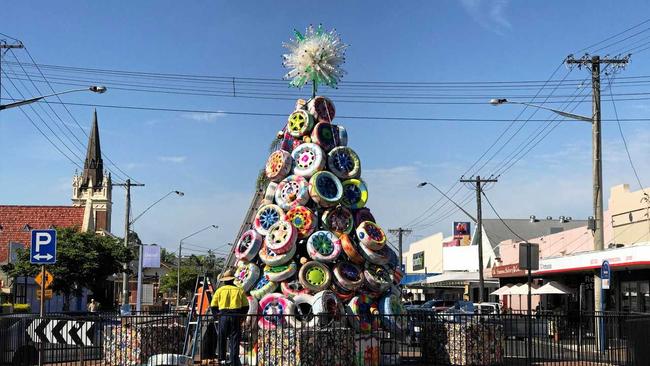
(534, 281, 572, 295)
(508, 283, 540, 295)
(424, 271, 498, 288)
(490, 284, 514, 296)
(537, 243, 650, 275)
(400, 273, 437, 285)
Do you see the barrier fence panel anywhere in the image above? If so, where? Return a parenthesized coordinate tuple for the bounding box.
(1, 311, 647, 365)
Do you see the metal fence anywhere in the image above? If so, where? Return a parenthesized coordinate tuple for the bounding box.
(1, 311, 648, 365)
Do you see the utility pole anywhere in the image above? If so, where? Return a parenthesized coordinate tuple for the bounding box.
(460, 175, 497, 303)
(566, 54, 628, 351)
(113, 179, 145, 311)
(388, 228, 412, 270)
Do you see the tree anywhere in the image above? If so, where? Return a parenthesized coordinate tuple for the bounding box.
(158, 251, 225, 303)
(1, 227, 134, 310)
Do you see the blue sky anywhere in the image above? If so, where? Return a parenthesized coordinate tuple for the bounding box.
(2, 1, 650, 254)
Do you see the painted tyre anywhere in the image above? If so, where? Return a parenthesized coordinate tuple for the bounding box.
(309, 171, 343, 207)
(308, 96, 336, 123)
(233, 262, 261, 292)
(360, 242, 391, 266)
(340, 233, 364, 265)
(341, 179, 368, 209)
(245, 296, 259, 328)
(275, 175, 310, 210)
(292, 293, 317, 329)
(353, 208, 375, 227)
(392, 266, 404, 285)
(330, 276, 355, 302)
(298, 261, 332, 293)
(265, 150, 293, 183)
(311, 122, 347, 152)
(264, 220, 297, 254)
(250, 275, 278, 300)
(312, 290, 344, 327)
(234, 229, 263, 261)
(280, 130, 302, 152)
(346, 294, 381, 333)
(364, 264, 393, 293)
(262, 182, 278, 205)
(333, 262, 365, 291)
(356, 221, 387, 251)
(287, 109, 314, 137)
(386, 246, 399, 269)
(328, 147, 361, 180)
(307, 231, 342, 262)
(259, 240, 296, 266)
(254, 204, 285, 236)
(281, 278, 310, 299)
(263, 261, 297, 282)
(284, 205, 316, 238)
(258, 293, 295, 329)
(380, 293, 408, 333)
(321, 206, 354, 234)
(291, 143, 325, 178)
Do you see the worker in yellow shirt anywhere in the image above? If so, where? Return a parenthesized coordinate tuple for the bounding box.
(211, 268, 248, 366)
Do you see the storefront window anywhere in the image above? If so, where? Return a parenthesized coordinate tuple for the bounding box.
(621, 281, 638, 312)
(640, 282, 649, 313)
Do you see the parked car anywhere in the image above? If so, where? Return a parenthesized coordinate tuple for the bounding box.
(473, 302, 501, 315)
(420, 299, 457, 313)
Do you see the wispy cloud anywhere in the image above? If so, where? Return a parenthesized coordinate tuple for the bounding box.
(182, 112, 225, 123)
(460, 0, 511, 35)
(158, 156, 187, 164)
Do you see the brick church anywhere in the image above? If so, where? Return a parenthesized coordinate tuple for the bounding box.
(0, 111, 112, 310)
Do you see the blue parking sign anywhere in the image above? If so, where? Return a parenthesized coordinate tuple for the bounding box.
(30, 229, 57, 264)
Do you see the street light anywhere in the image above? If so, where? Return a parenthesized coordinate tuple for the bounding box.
(131, 190, 184, 312)
(177, 224, 219, 307)
(417, 182, 477, 223)
(0, 86, 107, 111)
(489, 98, 592, 123)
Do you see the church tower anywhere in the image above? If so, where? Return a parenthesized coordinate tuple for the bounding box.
(72, 110, 112, 234)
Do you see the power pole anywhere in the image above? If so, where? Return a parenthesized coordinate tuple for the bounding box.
(113, 179, 145, 310)
(460, 175, 497, 303)
(566, 54, 628, 350)
(388, 228, 412, 270)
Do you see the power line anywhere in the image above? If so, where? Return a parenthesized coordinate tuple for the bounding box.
(577, 17, 650, 53)
(481, 190, 526, 242)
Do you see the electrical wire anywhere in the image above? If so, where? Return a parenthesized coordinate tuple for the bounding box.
(481, 191, 527, 242)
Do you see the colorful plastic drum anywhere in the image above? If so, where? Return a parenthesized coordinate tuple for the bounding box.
(292, 293, 316, 329)
(291, 143, 325, 177)
(356, 221, 386, 251)
(265, 220, 297, 254)
(234, 229, 263, 261)
(310, 122, 347, 152)
(353, 208, 375, 227)
(308, 96, 336, 123)
(359, 242, 391, 266)
(280, 130, 302, 152)
(312, 290, 344, 327)
(379, 293, 408, 333)
(307, 230, 342, 262)
(340, 233, 364, 265)
(346, 294, 381, 333)
(281, 278, 310, 299)
(333, 262, 365, 291)
(341, 179, 368, 209)
(265, 150, 293, 183)
(261, 182, 277, 205)
(287, 109, 314, 137)
(328, 146, 361, 180)
(258, 293, 295, 329)
(234, 262, 261, 292)
(275, 175, 310, 210)
(263, 261, 297, 282)
(250, 275, 278, 300)
(254, 204, 285, 236)
(330, 277, 355, 302)
(391, 266, 404, 285)
(259, 241, 296, 266)
(284, 205, 316, 238)
(309, 171, 343, 207)
(364, 264, 392, 293)
(298, 261, 332, 293)
(321, 206, 353, 234)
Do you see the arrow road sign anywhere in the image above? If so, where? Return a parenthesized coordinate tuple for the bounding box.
(27, 319, 95, 347)
(30, 229, 57, 264)
(35, 270, 54, 288)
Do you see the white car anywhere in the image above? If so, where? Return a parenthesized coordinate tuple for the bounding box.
(473, 302, 501, 315)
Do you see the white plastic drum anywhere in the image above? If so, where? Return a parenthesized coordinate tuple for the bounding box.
(379, 292, 408, 333)
(308, 96, 336, 123)
(263, 261, 297, 282)
(322, 206, 354, 234)
(261, 182, 277, 205)
(275, 175, 310, 210)
(309, 171, 343, 207)
(292, 293, 316, 329)
(258, 293, 295, 329)
(359, 242, 391, 266)
(356, 221, 387, 251)
(341, 179, 368, 209)
(287, 109, 314, 137)
(265, 150, 293, 183)
(306, 230, 342, 262)
(259, 241, 296, 266)
(234, 229, 263, 261)
(265, 220, 297, 254)
(291, 143, 325, 178)
(328, 146, 361, 180)
(254, 204, 285, 236)
(233, 262, 261, 292)
(310, 122, 347, 152)
(312, 290, 344, 328)
(284, 205, 317, 238)
(281, 278, 311, 299)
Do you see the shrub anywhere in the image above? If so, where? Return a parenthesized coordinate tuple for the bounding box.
(12, 303, 31, 313)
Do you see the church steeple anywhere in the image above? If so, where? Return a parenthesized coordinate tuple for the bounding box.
(81, 109, 104, 189)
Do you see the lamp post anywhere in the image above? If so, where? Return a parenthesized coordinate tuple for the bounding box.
(417, 182, 478, 223)
(131, 190, 184, 312)
(177, 225, 219, 308)
(0, 86, 107, 111)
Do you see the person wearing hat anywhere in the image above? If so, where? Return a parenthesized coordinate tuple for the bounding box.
(211, 268, 248, 366)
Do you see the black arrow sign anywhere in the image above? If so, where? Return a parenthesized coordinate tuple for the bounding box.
(27, 319, 95, 346)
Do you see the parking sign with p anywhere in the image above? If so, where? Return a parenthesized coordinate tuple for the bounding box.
(30, 229, 57, 264)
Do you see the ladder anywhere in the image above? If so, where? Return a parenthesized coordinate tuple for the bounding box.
(181, 273, 217, 364)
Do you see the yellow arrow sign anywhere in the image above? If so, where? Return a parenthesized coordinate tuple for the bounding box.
(35, 270, 54, 288)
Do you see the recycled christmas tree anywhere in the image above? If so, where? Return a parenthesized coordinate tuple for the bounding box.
(231, 25, 406, 334)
